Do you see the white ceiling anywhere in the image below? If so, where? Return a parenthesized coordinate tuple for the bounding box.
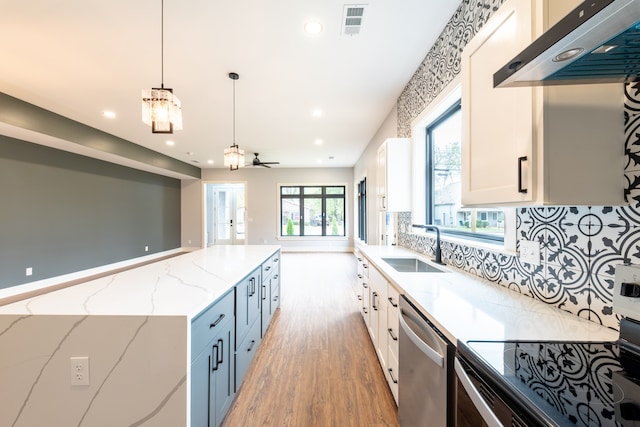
(0, 0, 461, 170)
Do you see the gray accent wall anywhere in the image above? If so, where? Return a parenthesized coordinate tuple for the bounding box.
(0, 136, 181, 289)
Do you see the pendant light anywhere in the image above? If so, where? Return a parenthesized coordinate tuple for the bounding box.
(141, 0, 182, 134)
(223, 72, 245, 170)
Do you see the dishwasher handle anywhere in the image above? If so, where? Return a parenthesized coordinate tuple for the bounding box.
(454, 359, 504, 427)
(399, 308, 444, 368)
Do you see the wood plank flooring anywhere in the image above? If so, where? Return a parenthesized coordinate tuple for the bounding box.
(222, 252, 399, 427)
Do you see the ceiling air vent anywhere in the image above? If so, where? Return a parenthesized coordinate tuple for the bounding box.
(342, 4, 367, 36)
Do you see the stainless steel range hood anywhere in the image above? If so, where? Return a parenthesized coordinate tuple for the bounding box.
(494, 0, 640, 87)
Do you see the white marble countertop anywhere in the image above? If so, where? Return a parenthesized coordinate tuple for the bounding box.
(0, 245, 280, 318)
(359, 245, 618, 345)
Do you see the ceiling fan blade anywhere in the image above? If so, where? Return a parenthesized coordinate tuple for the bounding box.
(260, 161, 279, 165)
(261, 164, 271, 168)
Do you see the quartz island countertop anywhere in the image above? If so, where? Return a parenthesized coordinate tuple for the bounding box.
(0, 245, 280, 317)
(359, 245, 618, 344)
(0, 245, 280, 427)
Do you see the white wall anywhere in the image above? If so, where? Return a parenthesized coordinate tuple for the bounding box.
(353, 105, 398, 245)
(182, 167, 354, 252)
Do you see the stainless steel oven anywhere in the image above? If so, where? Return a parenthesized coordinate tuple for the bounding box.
(454, 264, 640, 427)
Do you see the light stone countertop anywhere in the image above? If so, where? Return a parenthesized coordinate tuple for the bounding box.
(359, 245, 618, 345)
(0, 245, 280, 318)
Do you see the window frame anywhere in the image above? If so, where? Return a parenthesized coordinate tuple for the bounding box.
(357, 177, 367, 243)
(279, 184, 347, 238)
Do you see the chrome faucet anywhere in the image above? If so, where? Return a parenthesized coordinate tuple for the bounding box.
(412, 224, 444, 265)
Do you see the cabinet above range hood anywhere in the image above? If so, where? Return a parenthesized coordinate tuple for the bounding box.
(494, 0, 640, 87)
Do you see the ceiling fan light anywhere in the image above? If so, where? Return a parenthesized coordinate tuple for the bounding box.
(142, 88, 183, 134)
(224, 144, 245, 170)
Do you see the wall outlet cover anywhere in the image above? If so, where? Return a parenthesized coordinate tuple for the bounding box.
(519, 239, 541, 266)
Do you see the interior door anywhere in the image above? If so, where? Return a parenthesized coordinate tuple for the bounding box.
(205, 183, 246, 246)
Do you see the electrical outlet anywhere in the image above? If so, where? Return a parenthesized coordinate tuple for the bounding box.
(144, 246, 149, 252)
(25, 267, 33, 276)
(70, 356, 90, 386)
(519, 239, 541, 266)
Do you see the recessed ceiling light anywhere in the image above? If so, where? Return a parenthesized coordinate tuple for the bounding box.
(312, 108, 323, 118)
(207, 160, 214, 164)
(166, 140, 175, 146)
(315, 139, 323, 145)
(304, 20, 323, 34)
(103, 111, 116, 119)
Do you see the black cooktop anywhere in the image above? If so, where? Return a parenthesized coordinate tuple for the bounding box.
(459, 338, 640, 426)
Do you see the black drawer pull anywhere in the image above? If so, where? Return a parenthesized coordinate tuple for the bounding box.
(209, 313, 225, 328)
(265, 266, 271, 272)
(388, 368, 398, 384)
(388, 328, 398, 341)
(262, 284, 267, 300)
(247, 339, 256, 352)
(388, 297, 398, 308)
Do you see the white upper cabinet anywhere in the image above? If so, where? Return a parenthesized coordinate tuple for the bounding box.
(461, 0, 624, 207)
(377, 138, 411, 212)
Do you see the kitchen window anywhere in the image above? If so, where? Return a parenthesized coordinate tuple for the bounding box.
(425, 99, 504, 244)
(280, 185, 346, 237)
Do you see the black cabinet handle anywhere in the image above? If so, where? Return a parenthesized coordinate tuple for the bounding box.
(273, 274, 279, 280)
(262, 284, 266, 300)
(518, 156, 528, 194)
(247, 339, 256, 352)
(388, 328, 398, 341)
(273, 258, 279, 263)
(265, 266, 271, 272)
(217, 338, 224, 365)
(357, 274, 363, 279)
(388, 368, 398, 384)
(372, 292, 378, 310)
(273, 295, 279, 302)
(363, 282, 368, 289)
(209, 313, 225, 329)
(211, 343, 219, 372)
(388, 297, 398, 308)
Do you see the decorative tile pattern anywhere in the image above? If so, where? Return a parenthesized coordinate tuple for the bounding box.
(394, 2, 640, 332)
(397, 0, 506, 138)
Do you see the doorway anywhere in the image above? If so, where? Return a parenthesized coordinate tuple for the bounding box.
(205, 183, 246, 246)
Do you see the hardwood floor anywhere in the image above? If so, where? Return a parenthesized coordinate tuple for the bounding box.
(222, 252, 399, 427)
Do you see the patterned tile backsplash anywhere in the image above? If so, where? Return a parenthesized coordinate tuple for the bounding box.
(395, 0, 640, 331)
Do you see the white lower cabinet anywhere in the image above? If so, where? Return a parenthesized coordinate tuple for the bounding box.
(360, 259, 400, 404)
(386, 285, 400, 404)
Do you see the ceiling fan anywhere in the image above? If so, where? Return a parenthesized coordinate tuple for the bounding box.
(249, 153, 280, 168)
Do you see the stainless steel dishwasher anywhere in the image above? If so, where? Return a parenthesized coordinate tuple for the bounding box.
(399, 295, 454, 427)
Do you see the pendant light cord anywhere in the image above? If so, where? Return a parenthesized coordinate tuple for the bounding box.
(232, 78, 236, 145)
(161, 0, 164, 88)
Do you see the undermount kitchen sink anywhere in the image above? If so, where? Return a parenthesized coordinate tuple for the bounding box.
(382, 257, 445, 273)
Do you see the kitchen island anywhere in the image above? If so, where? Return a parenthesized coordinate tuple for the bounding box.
(0, 245, 280, 427)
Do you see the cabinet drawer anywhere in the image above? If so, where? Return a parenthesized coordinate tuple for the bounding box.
(262, 250, 280, 281)
(270, 272, 280, 310)
(235, 318, 261, 391)
(191, 290, 235, 359)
